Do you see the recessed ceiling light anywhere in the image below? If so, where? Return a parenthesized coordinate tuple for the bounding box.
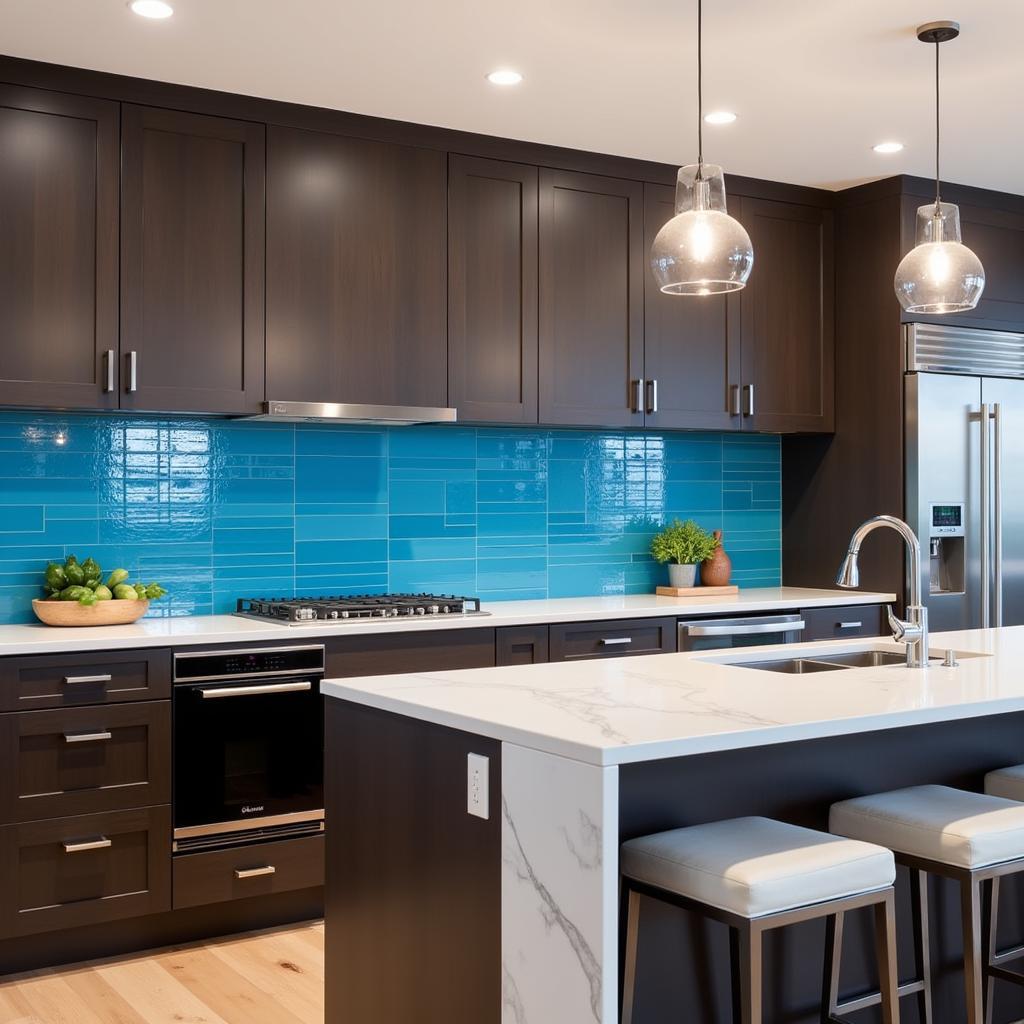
(486, 70, 523, 86)
(873, 141, 904, 154)
(129, 0, 173, 18)
(703, 111, 737, 125)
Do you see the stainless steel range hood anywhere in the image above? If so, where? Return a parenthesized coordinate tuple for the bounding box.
(245, 401, 458, 425)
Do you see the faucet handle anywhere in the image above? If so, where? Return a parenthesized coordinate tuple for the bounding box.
(887, 605, 923, 644)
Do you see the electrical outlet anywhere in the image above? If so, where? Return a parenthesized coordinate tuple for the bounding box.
(467, 753, 489, 819)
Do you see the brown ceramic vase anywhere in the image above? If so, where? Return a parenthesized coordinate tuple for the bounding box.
(700, 530, 732, 586)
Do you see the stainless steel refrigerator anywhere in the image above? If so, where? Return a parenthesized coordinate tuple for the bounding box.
(905, 323, 1024, 631)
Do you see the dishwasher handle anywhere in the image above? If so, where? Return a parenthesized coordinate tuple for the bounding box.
(683, 619, 806, 638)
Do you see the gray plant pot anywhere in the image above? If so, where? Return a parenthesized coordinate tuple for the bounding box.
(668, 563, 698, 588)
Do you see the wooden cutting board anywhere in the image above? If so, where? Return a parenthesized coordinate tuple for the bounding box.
(655, 584, 739, 598)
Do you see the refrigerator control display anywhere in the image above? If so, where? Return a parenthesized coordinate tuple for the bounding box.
(930, 503, 965, 536)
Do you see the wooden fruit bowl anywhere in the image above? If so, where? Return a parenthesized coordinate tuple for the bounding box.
(32, 598, 150, 627)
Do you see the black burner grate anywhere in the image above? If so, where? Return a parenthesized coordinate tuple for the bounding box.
(236, 593, 482, 623)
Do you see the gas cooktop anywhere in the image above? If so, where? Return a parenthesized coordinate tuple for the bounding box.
(235, 594, 486, 625)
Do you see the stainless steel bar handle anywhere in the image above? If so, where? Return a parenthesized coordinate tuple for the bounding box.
(729, 384, 742, 416)
(743, 384, 755, 417)
(630, 379, 643, 413)
(63, 837, 112, 854)
(234, 865, 277, 879)
(645, 379, 658, 414)
(63, 730, 113, 744)
(994, 402, 1003, 627)
(198, 680, 313, 699)
(686, 620, 806, 638)
(63, 674, 112, 685)
(837, 621, 863, 630)
(104, 350, 115, 393)
(126, 351, 138, 393)
(981, 403, 991, 629)
(598, 637, 633, 646)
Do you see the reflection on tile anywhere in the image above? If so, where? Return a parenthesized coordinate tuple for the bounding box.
(0, 414, 781, 622)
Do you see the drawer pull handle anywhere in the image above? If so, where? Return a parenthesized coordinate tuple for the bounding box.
(599, 637, 633, 646)
(63, 836, 112, 854)
(63, 674, 113, 685)
(63, 730, 113, 744)
(234, 865, 277, 880)
(837, 621, 863, 629)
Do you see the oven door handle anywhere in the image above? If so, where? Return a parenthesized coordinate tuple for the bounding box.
(684, 620, 806, 638)
(197, 681, 314, 699)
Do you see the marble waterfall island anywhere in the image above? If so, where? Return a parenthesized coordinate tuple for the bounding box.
(322, 626, 1024, 1024)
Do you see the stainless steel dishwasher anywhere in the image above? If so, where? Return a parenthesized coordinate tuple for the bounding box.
(677, 613, 805, 652)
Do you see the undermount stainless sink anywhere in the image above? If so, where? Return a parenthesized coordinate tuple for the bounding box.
(730, 651, 916, 673)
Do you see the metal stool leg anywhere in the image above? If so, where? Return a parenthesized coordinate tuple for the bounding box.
(909, 868, 935, 1024)
(984, 877, 999, 1024)
(821, 912, 844, 1022)
(621, 888, 640, 1024)
(874, 889, 900, 1024)
(962, 877, 986, 1024)
(730, 921, 763, 1024)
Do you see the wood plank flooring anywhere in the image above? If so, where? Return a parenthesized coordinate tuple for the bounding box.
(0, 921, 324, 1024)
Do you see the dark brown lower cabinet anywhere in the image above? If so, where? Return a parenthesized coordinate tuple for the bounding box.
(549, 617, 676, 661)
(325, 628, 496, 677)
(496, 624, 550, 666)
(0, 701, 170, 822)
(800, 604, 886, 641)
(0, 804, 171, 937)
(173, 834, 324, 910)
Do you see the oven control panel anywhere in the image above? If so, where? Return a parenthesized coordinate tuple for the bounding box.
(173, 644, 325, 683)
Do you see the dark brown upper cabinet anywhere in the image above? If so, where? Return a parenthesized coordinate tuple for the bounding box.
(448, 155, 538, 423)
(538, 169, 644, 428)
(0, 86, 119, 410)
(738, 197, 835, 432)
(121, 106, 266, 415)
(642, 183, 741, 431)
(267, 127, 447, 408)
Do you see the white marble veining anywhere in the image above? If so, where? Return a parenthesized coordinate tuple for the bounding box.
(501, 744, 618, 1023)
(0, 588, 891, 656)
(323, 626, 1024, 766)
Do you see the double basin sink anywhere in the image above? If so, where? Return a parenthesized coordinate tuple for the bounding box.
(717, 647, 987, 675)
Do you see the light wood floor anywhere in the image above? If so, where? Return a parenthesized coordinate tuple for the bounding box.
(0, 921, 324, 1024)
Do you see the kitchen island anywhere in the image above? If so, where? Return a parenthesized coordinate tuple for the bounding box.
(323, 626, 1024, 1024)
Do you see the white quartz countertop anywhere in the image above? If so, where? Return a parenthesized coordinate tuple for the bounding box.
(322, 626, 1024, 767)
(0, 588, 890, 656)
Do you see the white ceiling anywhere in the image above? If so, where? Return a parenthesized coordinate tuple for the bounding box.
(1, 0, 1022, 195)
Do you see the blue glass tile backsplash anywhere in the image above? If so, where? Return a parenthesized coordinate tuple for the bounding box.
(0, 413, 781, 623)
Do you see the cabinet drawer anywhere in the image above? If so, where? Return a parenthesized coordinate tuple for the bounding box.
(801, 605, 886, 642)
(173, 834, 325, 910)
(326, 629, 495, 677)
(549, 618, 676, 662)
(496, 625, 549, 666)
(0, 805, 170, 937)
(0, 649, 171, 711)
(0, 702, 170, 823)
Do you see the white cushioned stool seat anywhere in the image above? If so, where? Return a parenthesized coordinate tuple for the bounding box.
(831, 784, 1024, 870)
(985, 764, 1024, 802)
(620, 816, 895, 919)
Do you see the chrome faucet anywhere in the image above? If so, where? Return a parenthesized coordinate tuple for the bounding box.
(836, 515, 929, 668)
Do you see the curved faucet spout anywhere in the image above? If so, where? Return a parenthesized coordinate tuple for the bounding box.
(835, 515, 929, 668)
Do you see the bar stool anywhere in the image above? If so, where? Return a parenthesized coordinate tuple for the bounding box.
(830, 784, 1024, 1024)
(619, 816, 899, 1024)
(984, 765, 1024, 1004)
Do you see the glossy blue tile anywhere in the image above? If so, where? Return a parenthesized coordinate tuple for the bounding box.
(0, 416, 782, 620)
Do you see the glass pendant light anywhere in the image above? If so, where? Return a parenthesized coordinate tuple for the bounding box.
(650, 0, 753, 295)
(894, 21, 985, 314)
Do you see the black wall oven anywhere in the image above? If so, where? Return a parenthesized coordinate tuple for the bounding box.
(172, 644, 325, 852)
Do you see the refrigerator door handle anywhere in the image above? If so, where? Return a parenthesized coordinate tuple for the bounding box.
(981, 403, 991, 629)
(994, 402, 1003, 627)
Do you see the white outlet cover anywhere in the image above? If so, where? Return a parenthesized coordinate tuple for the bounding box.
(467, 752, 489, 820)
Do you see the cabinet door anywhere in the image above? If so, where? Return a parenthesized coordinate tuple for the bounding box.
(643, 183, 741, 430)
(267, 127, 447, 408)
(121, 106, 265, 414)
(538, 169, 644, 428)
(448, 156, 538, 423)
(0, 86, 118, 409)
(739, 198, 835, 432)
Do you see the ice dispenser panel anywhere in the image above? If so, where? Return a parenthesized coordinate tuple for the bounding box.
(929, 503, 965, 596)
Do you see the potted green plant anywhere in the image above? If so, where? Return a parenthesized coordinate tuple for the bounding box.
(650, 519, 719, 588)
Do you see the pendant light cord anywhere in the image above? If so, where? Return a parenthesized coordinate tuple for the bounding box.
(934, 39, 941, 211)
(696, 0, 704, 176)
